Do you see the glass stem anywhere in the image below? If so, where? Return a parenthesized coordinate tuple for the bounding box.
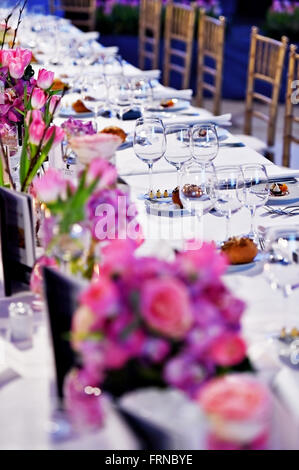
(250, 206, 257, 238)
(148, 162, 153, 195)
(225, 210, 232, 241)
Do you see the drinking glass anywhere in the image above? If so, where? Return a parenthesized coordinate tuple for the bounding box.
(133, 117, 166, 195)
(108, 77, 133, 120)
(130, 78, 153, 115)
(215, 166, 244, 241)
(263, 226, 299, 336)
(179, 162, 217, 222)
(81, 75, 107, 129)
(237, 164, 270, 241)
(164, 125, 192, 186)
(103, 54, 123, 84)
(190, 124, 219, 166)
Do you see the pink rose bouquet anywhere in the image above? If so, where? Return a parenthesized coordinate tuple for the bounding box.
(65, 241, 249, 428)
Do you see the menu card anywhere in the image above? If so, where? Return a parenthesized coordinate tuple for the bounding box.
(43, 267, 86, 400)
(0, 187, 35, 296)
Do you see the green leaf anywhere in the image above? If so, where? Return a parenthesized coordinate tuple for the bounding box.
(0, 154, 4, 187)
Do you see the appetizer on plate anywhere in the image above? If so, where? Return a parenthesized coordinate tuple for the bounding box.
(100, 126, 127, 143)
(221, 237, 258, 265)
(52, 78, 70, 92)
(72, 99, 91, 113)
(270, 183, 289, 197)
(160, 98, 177, 108)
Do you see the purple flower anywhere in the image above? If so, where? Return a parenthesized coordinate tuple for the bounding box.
(61, 117, 96, 138)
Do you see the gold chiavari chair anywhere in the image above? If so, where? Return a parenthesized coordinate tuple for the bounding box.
(139, 0, 162, 70)
(240, 27, 288, 155)
(50, 0, 97, 31)
(196, 9, 226, 116)
(283, 45, 299, 167)
(163, 2, 196, 90)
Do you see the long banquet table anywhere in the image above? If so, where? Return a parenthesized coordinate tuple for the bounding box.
(1, 15, 299, 450)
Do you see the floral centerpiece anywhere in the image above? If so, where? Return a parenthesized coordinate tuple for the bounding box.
(64, 239, 252, 430)
(265, 1, 299, 41)
(0, 0, 65, 192)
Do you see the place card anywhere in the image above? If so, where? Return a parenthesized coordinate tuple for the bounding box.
(43, 267, 86, 400)
(0, 188, 35, 297)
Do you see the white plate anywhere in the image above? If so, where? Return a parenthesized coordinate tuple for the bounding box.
(225, 253, 262, 274)
(59, 106, 94, 118)
(148, 99, 190, 113)
(268, 183, 299, 205)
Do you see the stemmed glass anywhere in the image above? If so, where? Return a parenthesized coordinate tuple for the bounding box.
(190, 124, 219, 167)
(179, 162, 217, 226)
(103, 54, 123, 84)
(108, 76, 133, 120)
(133, 117, 166, 196)
(130, 78, 153, 115)
(263, 226, 299, 338)
(215, 166, 244, 241)
(237, 164, 270, 242)
(81, 75, 107, 129)
(164, 125, 192, 186)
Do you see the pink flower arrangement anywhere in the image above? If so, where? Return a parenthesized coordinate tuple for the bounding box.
(65, 242, 249, 427)
(33, 168, 67, 203)
(198, 374, 272, 449)
(69, 133, 122, 165)
(30, 255, 59, 296)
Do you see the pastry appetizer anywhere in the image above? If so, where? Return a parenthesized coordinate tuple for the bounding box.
(221, 237, 258, 265)
(100, 126, 127, 143)
(270, 183, 289, 197)
(72, 99, 91, 113)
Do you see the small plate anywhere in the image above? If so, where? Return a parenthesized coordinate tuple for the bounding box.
(59, 106, 94, 118)
(148, 99, 190, 113)
(225, 252, 263, 274)
(139, 190, 193, 217)
(268, 183, 299, 205)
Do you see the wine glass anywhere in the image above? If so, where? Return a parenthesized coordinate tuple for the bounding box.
(103, 54, 123, 84)
(215, 166, 244, 242)
(238, 164, 270, 242)
(179, 162, 217, 226)
(130, 78, 153, 115)
(81, 75, 107, 129)
(108, 76, 133, 120)
(190, 124, 219, 166)
(164, 125, 192, 186)
(263, 226, 299, 338)
(133, 117, 166, 196)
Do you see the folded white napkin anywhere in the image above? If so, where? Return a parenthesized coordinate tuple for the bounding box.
(125, 69, 161, 80)
(79, 31, 100, 42)
(98, 46, 119, 57)
(263, 165, 299, 181)
(153, 88, 193, 101)
(163, 113, 232, 128)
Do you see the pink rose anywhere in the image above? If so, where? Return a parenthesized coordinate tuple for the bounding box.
(9, 59, 25, 79)
(70, 133, 122, 165)
(141, 278, 193, 339)
(209, 332, 247, 367)
(198, 374, 272, 445)
(31, 87, 47, 110)
(33, 168, 67, 203)
(79, 277, 119, 329)
(100, 239, 136, 277)
(37, 68, 54, 90)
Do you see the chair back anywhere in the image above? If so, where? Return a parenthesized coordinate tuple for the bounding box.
(196, 9, 226, 116)
(244, 26, 288, 147)
(163, 1, 196, 89)
(283, 44, 299, 167)
(50, 0, 97, 31)
(139, 0, 162, 70)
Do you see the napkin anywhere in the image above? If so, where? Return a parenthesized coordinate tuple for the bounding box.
(98, 46, 119, 57)
(163, 113, 232, 128)
(79, 31, 100, 42)
(263, 164, 299, 182)
(125, 69, 161, 81)
(153, 87, 193, 101)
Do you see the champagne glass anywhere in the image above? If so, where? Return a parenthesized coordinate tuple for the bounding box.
(108, 76, 133, 120)
(190, 124, 219, 166)
(215, 166, 244, 241)
(263, 226, 299, 338)
(133, 117, 166, 196)
(238, 164, 270, 242)
(164, 125, 192, 186)
(179, 162, 217, 225)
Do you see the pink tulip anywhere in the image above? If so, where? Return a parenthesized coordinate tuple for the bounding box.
(15, 47, 32, 68)
(29, 117, 46, 145)
(49, 95, 61, 115)
(25, 109, 43, 127)
(70, 133, 122, 165)
(9, 59, 25, 79)
(1, 50, 14, 67)
(31, 87, 47, 110)
(37, 68, 54, 90)
(33, 168, 67, 203)
(44, 125, 65, 148)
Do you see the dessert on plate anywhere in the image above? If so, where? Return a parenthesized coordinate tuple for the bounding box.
(221, 237, 258, 265)
(270, 183, 289, 197)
